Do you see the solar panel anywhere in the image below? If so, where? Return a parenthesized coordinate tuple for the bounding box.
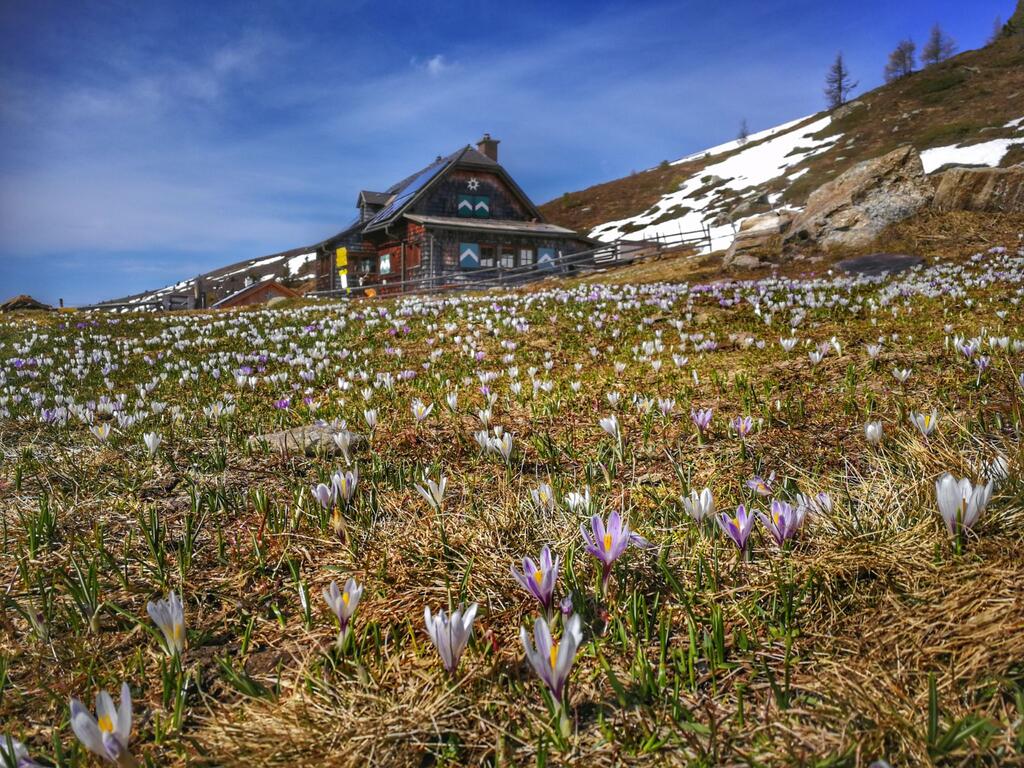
(366, 157, 449, 228)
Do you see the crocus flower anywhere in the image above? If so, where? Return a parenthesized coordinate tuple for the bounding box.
(598, 415, 619, 440)
(511, 546, 560, 615)
(142, 432, 161, 456)
(89, 423, 112, 442)
(691, 408, 713, 432)
(580, 510, 649, 594)
(323, 577, 363, 639)
(332, 467, 359, 505)
(424, 603, 478, 675)
(892, 367, 912, 384)
(864, 420, 883, 446)
(731, 416, 754, 439)
(146, 591, 185, 657)
(415, 474, 447, 511)
(564, 487, 591, 513)
(910, 409, 938, 437)
(520, 613, 584, 704)
(411, 399, 433, 423)
(311, 482, 334, 509)
(935, 473, 993, 539)
(0, 735, 41, 767)
(757, 500, 805, 547)
(746, 472, 775, 496)
(716, 504, 756, 555)
(531, 483, 556, 515)
(682, 487, 714, 522)
(70, 682, 134, 766)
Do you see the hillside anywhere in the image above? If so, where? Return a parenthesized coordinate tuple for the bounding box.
(100, 244, 320, 308)
(539, 31, 1024, 248)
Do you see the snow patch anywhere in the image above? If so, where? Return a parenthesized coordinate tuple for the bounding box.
(286, 252, 317, 276)
(920, 139, 1024, 174)
(591, 115, 839, 248)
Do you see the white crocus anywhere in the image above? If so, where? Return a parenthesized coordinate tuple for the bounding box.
(146, 591, 185, 657)
(415, 474, 448, 511)
(70, 682, 135, 766)
(424, 603, 478, 676)
(142, 431, 161, 456)
(935, 473, 993, 538)
(682, 487, 715, 522)
(864, 420, 883, 446)
(910, 409, 938, 437)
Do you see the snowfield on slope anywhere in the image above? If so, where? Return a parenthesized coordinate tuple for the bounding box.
(590, 115, 839, 248)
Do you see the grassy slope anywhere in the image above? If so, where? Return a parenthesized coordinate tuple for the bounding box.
(540, 35, 1024, 235)
(2, 226, 1024, 766)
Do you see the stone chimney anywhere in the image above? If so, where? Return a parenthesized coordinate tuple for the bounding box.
(476, 133, 500, 162)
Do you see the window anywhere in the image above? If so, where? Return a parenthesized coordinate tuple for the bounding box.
(500, 251, 515, 269)
(359, 258, 374, 274)
(480, 246, 496, 268)
(379, 253, 392, 274)
(519, 248, 534, 266)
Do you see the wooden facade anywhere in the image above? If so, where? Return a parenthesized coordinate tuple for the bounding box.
(314, 136, 590, 294)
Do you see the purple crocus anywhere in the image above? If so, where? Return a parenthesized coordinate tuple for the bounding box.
(746, 471, 776, 496)
(757, 500, 805, 547)
(716, 504, 756, 555)
(520, 613, 584, 705)
(511, 546, 560, 615)
(731, 415, 754, 439)
(580, 510, 649, 594)
(691, 407, 713, 432)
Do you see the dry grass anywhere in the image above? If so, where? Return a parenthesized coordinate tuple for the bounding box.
(2, 229, 1024, 766)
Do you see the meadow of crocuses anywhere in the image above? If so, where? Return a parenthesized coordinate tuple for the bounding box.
(2, 244, 1023, 766)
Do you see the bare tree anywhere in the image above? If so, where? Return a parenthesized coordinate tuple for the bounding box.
(922, 24, 956, 66)
(824, 52, 858, 109)
(884, 39, 917, 82)
(988, 17, 1004, 44)
(738, 118, 749, 144)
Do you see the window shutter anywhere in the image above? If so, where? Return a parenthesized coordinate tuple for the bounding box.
(459, 243, 480, 269)
(457, 195, 475, 217)
(473, 196, 490, 218)
(537, 247, 556, 271)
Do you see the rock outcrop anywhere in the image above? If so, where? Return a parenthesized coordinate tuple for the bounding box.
(785, 146, 934, 251)
(932, 165, 1024, 213)
(723, 212, 793, 268)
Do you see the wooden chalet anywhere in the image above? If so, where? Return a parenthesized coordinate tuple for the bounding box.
(314, 135, 590, 293)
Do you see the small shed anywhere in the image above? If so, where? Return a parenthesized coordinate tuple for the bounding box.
(211, 280, 300, 309)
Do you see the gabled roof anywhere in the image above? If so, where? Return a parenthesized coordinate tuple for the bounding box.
(361, 145, 543, 233)
(357, 190, 391, 207)
(211, 279, 300, 309)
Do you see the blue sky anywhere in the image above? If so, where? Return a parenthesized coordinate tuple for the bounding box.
(0, 0, 1011, 305)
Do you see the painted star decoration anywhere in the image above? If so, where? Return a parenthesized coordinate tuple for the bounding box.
(466, 177, 480, 191)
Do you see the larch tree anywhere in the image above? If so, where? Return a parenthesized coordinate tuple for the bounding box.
(738, 118, 750, 144)
(884, 39, 917, 82)
(824, 52, 858, 110)
(922, 23, 957, 66)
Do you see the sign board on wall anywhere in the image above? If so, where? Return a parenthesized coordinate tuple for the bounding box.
(335, 247, 348, 268)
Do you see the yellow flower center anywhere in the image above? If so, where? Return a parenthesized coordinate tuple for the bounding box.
(533, 569, 544, 585)
(172, 622, 183, 642)
(603, 533, 612, 551)
(342, 591, 350, 606)
(98, 714, 114, 733)
(549, 643, 559, 670)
